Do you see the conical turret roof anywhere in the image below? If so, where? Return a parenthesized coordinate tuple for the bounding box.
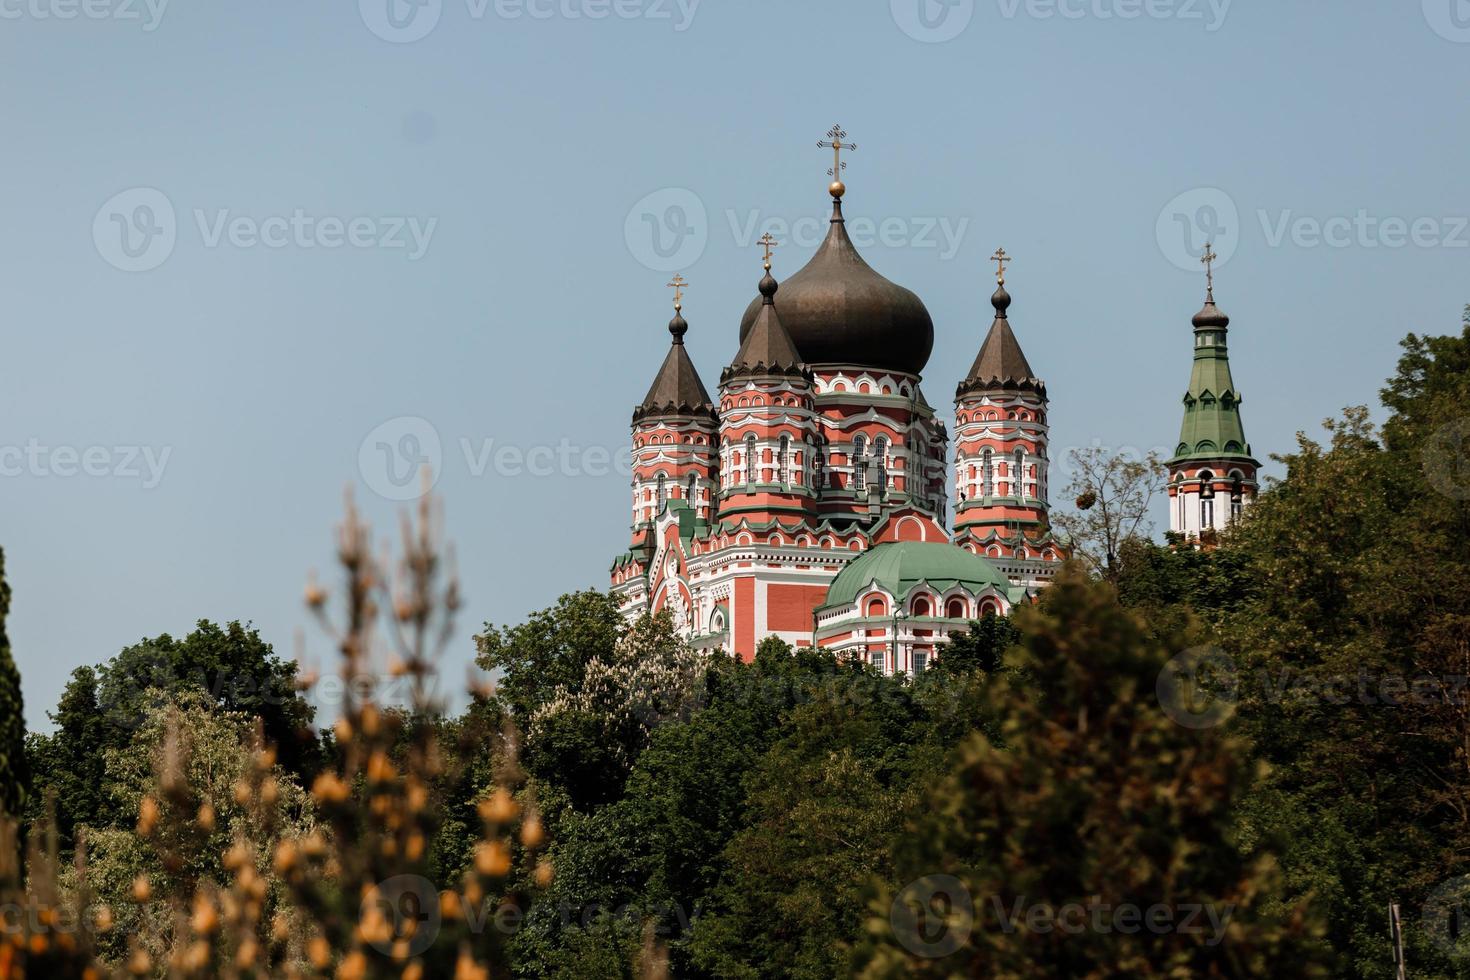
(634, 309, 716, 421)
(722, 268, 809, 383)
(957, 282, 1045, 398)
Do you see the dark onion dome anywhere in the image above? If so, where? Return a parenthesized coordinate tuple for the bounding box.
(1192, 292, 1230, 330)
(722, 268, 810, 383)
(738, 198, 934, 376)
(956, 283, 1045, 398)
(634, 308, 716, 422)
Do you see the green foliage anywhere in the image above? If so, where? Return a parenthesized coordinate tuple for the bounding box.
(856, 567, 1329, 977)
(0, 548, 28, 822)
(933, 613, 1019, 676)
(475, 590, 624, 722)
(26, 621, 318, 849)
(1215, 314, 1470, 977)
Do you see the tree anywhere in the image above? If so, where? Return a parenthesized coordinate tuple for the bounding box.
(0, 548, 27, 823)
(856, 566, 1329, 977)
(933, 613, 1019, 677)
(1051, 448, 1167, 584)
(27, 622, 319, 847)
(1216, 312, 1470, 976)
(475, 591, 625, 725)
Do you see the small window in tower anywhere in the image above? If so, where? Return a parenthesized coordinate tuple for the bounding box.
(982, 449, 993, 497)
(779, 435, 790, 485)
(687, 472, 698, 505)
(872, 437, 889, 490)
(745, 436, 757, 487)
(1014, 449, 1026, 499)
(853, 435, 868, 490)
(656, 474, 666, 510)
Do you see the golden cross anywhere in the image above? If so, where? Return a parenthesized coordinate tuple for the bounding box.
(667, 273, 687, 312)
(1201, 242, 1217, 296)
(756, 232, 779, 270)
(817, 124, 856, 178)
(991, 247, 1011, 285)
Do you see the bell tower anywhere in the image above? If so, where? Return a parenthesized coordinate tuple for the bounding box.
(1166, 245, 1259, 540)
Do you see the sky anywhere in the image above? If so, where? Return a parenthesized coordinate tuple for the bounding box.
(2, 0, 1467, 729)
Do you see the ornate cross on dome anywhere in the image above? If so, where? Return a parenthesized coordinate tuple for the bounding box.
(991, 247, 1011, 285)
(818, 124, 856, 179)
(756, 232, 779, 270)
(667, 271, 687, 310)
(1201, 242, 1217, 298)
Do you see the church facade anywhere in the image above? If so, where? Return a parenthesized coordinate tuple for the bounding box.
(610, 137, 1254, 669)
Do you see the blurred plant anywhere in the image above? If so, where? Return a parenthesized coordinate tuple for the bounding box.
(1, 488, 553, 978)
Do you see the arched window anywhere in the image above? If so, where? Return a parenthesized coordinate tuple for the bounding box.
(813, 440, 825, 490)
(745, 436, 757, 487)
(853, 435, 868, 490)
(872, 437, 889, 490)
(911, 596, 931, 617)
(655, 473, 666, 510)
(778, 435, 791, 485)
(1199, 470, 1215, 528)
(687, 472, 698, 505)
(946, 597, 967, 619)
(1014, 449, 1026, 499)
(1230, 473, 1244, 522)
(865, 596, 886, 618)
(982, 448, 993, 498)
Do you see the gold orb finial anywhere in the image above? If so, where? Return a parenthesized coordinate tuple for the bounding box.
(829, 180, 846, 199)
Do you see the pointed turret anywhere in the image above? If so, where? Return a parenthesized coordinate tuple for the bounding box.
(716, 238, 818, 527)
(952, 250, 1060, 586)
(635, 302, 716, 422)
(623, 280, 719, 568)
(956, 282, 1045, 398)
(722, 267, 806, 381)
(1166, 246, 1260, 540)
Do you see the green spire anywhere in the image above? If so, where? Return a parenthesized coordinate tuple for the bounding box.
(1168, 253, 1258, 466)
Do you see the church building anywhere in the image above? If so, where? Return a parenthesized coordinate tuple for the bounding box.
(610, 130, 1067, 670)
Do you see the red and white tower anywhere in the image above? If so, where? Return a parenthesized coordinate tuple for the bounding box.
(952, 252, 1061, 590)
(715, 236, 819, 527)
(612, 280, 719, 616)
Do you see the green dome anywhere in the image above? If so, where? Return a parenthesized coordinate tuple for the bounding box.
(822, 541, 1011, 610)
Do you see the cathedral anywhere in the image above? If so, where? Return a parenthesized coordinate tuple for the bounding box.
(611, 131, 1255, 670)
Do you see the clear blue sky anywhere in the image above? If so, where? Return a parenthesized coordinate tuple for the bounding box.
(4, 1, 1466, 729)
